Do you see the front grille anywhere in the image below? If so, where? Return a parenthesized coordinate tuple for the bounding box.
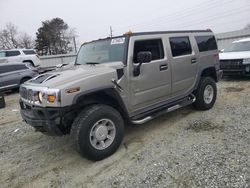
(20, 86, 38, 103)
(220, 59, 244, 70)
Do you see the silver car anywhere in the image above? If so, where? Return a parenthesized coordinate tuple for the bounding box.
(0, 63, 38, 91)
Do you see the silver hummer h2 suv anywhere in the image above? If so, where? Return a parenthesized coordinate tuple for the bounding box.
(20, 30, 223, 161)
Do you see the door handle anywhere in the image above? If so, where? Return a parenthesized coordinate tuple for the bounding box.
(191, 59, 197, 64)
(160, 64, 168, 71)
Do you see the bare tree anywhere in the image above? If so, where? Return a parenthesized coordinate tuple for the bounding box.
(0, 23, 34, 50)
(19, 33, 33, 49)
(0, 23, 19, 49)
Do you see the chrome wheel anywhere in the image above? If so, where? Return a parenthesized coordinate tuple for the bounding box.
(204, 85, 214, 104)
(89, 119, 116, 150)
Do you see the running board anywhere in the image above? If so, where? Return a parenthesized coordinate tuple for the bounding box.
(131, 94, 196, 125)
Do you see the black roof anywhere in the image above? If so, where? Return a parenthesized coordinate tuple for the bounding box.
(83, 29, 212, 45)
(127, 29, 212, 36)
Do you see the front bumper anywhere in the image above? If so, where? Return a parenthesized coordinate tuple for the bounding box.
(20, 100, 73, 136)
(220, 59, 250, 76)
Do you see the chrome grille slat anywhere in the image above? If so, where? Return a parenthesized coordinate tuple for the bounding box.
(20, 86, 38, 104)
(220, 59, 243, 70)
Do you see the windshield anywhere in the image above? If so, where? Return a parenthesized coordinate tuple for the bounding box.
(75, 37, 126, 65)
(0, 51, 6, 58)
(224, 41, 250, 52)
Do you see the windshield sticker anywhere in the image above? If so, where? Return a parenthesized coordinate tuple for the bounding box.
(111, 37, 125, 45)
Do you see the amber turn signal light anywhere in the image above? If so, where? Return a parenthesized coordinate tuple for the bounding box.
(48, 95, 56, 103)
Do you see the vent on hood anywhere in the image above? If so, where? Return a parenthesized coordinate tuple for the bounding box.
(30, 74, 60, 84)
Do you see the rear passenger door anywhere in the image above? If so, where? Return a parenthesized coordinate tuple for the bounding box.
(168, 36, 198, 97)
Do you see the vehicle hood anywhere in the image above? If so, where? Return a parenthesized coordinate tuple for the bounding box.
(26, 62, 124, 88)
(219, 51, 250, 60)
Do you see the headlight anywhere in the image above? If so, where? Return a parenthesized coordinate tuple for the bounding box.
(38, 88, 60, 104)
(243, 58, 250, 65)
(38, 92, 43, 103)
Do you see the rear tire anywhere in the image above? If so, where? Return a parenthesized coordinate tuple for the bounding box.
(71, 104, 124, 161)
(23, 60, 35, 67)
(193, 77, 217, 110)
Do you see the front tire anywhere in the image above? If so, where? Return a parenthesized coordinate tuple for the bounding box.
(193, 77, 217, 110)
(71, 104, 124, 161)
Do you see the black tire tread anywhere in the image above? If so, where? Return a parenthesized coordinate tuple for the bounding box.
(70, 104, 124, 161)
(70, 105, 102, 155)
(193, 77, 217, 110)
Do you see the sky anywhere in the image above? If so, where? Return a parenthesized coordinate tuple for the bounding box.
(0, 0, 250, 45)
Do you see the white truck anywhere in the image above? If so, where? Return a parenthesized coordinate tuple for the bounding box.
(219, 38, 250, 76)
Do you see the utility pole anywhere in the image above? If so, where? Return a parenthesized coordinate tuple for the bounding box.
(110, 26, 113, 37)
(73, 37, 77, 53)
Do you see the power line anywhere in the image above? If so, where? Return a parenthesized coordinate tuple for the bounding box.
(115, 0, 249, 34)
(119, 6, 250, 33)
(132, 0, 238, 30)
(116, 0, 237, 32)
(171, 7, 250, 30)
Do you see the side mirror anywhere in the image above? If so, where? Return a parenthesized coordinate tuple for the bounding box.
(133, 51, 152, 77)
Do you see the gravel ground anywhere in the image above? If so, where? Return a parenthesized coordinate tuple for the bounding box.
(0, 78, 250, 188)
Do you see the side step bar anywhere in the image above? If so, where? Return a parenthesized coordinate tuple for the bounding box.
(131, 94, 196, 125)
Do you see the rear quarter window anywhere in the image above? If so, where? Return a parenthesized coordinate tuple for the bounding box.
(23, 50, 36, 55)
(195, 35, 218, 52)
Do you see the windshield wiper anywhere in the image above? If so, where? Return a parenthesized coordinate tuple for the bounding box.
(85, 62, 100, 65)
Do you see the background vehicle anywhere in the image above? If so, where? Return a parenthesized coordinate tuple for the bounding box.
(0, 49, 40, 67)
(20, 30, 222, 161)
(219, 38, 250, 76)
(0, 63, 38, 92)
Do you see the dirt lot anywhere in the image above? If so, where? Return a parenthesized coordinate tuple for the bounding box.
(1, 78, 250, 188)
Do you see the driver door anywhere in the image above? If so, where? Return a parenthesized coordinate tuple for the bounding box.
(128, 36, 171, 111)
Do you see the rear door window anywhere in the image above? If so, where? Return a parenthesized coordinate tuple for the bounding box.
(195, 35, 218, 52)
(133, 39, 164, 63)
(5, 50, 21, 57)
(0, 64, 28, 74)
(0, 65, 15, 73)
(169, 37, 192, 57)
